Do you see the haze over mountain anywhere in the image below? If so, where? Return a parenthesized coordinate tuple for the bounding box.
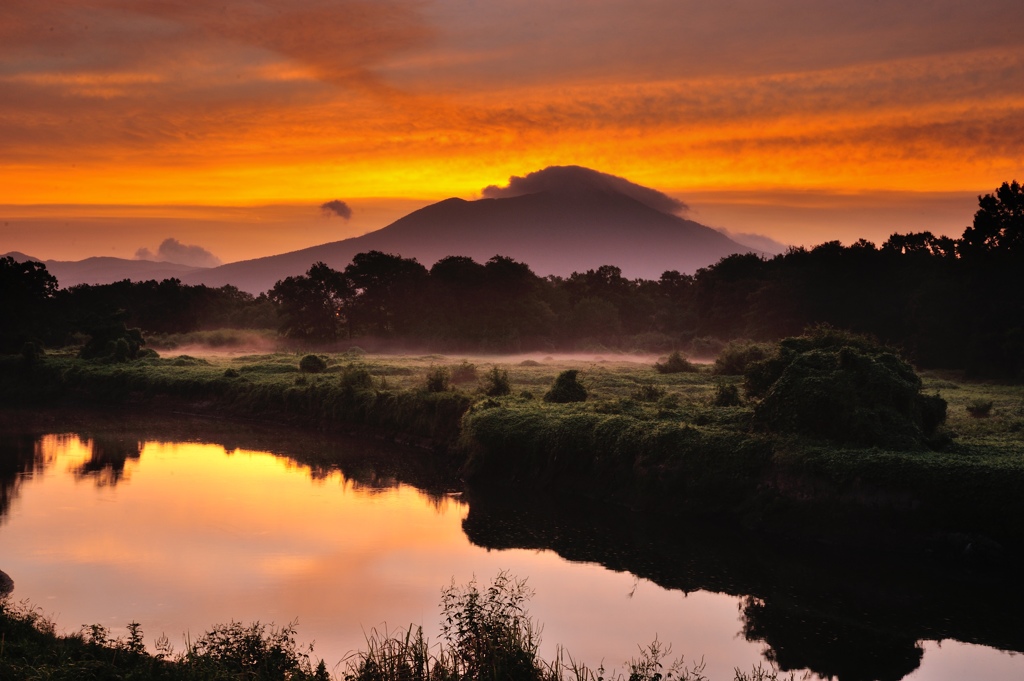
(185, 167, 757, 293)
(2, 251, 205, 288)
(6, 167, 760, 293)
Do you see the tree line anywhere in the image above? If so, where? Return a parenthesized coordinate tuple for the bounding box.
(3, 181, 1021, 378)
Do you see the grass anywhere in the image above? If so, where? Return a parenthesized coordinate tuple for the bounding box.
(1, 575, 793, 681)
(2, 347, 1023, 544)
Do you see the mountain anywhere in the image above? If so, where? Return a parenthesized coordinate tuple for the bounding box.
(185, 170, 756, 293)
(3, 252, 207, 287)
(8, 167, 760, 293)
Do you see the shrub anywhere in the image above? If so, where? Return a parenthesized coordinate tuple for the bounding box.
(713, 382, 742, 407)
(654, 351, 698, 374)
(543, 370, 588, 403)
(340, 363, 375, 391)
(713, 340, 775, 376)
(450, 360, 478, 383)
(632, 384, 667, 402)
(299, 354, 328, 373)
(223, 367, 240, 378)
(484, 366, 512, 397)
(79, 322, 145, 361)
(749, 330, 948, 450)
(966, 399, 994, 417)
(425, 365, 451, 393)
(184, 620, 319, 680)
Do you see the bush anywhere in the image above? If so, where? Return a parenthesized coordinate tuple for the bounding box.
(79, 321, 145, 361)
(543, 370, 588, 403)
(185, 620, 320, 680)
(631, 384, 667, 402)
(713, 382, 742, 407)
(484, 366, 512, 396)
(340, 363, 375, 391)
(299, 354, 328, 373)
(966, 399, 994, 417)
(425, 365, 451, 393)
(450, 360, 478, 383)
(749, 329, 947, 450)
(713, 340, 775, 376)
(654, 351, 698, 374)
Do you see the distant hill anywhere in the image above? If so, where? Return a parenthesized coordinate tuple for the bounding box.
(185, 169, 756, 293)
(8, 167, 760, 293)
(3, 252, 206, 287)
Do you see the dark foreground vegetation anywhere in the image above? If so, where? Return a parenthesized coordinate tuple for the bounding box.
(1, 573, 790, 681)
(4, 181, 1023, 378)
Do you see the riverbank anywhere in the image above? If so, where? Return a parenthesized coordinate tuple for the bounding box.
(2, 348, 1023, 555)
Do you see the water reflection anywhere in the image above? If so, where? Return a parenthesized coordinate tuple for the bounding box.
(0, 432, 42, 520)
(73, 435, 143, 486)
(462, 489, 1024, 681)
(1, 410, 1023, 681)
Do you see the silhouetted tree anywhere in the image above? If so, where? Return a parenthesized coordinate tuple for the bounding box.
(0, 256, 58, 352)
(345, 251, 428, 336)
(269, 262, 352, 341)
(960, 180, 1024, 257)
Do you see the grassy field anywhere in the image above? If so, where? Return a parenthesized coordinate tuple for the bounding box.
(3, 346, 1023, 547)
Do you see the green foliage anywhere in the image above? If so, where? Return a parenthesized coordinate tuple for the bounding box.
(748, 329, 947, 450)
(79, 319, 146, 362)
(712, 383, 742, 407)
(184, 620, 318, 680)
(462, 400, 771, 510)
(439, 572, 541, 681)
(713, 340, 775, 376)
(483, 366, 512, 397)
(425, 365, 452, 393)
(450, 360, 478, 383)
(340, 363, 376, 391)
(299, 354, 329, 374)
(654, 351, 698, 374)
(966, 399, 994, 417)
(543, 370, 588, 403)
(631, 384, 667, 402)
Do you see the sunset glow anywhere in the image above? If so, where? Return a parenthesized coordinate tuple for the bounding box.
(2, 0, 1023, 261)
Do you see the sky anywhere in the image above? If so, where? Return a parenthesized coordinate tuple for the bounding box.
(1, 0, 1023, 264)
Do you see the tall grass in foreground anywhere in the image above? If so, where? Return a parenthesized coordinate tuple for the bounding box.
(1, 574, 792, 681)
(343, 572, 793, 681)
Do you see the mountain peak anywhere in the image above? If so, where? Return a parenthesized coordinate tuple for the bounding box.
(481, 165, 687, 216)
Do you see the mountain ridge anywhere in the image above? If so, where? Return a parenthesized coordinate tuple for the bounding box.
(7, 167, 761, 293)
(182, 186, 757, 293)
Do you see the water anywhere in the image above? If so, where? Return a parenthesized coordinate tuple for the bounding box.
(1, 410, 1022, 680)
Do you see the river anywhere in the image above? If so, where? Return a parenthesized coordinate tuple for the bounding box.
(1, 409, 1021, 680)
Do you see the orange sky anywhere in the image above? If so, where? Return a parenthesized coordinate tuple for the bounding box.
(1, 0, 1023, 263)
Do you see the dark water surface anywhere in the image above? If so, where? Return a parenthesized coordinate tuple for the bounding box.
(1, 409, 1021, 680)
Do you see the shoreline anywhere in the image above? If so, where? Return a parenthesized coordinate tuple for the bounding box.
(2, 351, 1022, 561)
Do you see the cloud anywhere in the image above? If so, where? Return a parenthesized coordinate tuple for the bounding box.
(482, 166, 687, 215)
(715, 229, 790, 256)
(135, 238, 222, 267)
(320, 200, 353, 219)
